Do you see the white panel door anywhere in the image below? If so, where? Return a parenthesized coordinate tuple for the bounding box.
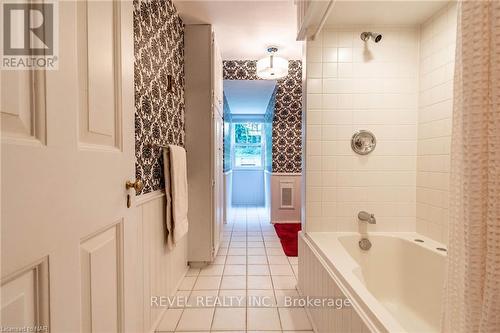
(1, 1, 139, 332)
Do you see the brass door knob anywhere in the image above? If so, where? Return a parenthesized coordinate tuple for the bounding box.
(126, 179, 144, 194)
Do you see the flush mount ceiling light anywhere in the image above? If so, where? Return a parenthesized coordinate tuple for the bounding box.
(256, 47, 288, 80)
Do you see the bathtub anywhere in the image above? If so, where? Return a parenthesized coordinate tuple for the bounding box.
(298, 232, 447, 333)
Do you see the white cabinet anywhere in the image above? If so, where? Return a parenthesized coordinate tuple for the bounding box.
(184, 25, 224, 264)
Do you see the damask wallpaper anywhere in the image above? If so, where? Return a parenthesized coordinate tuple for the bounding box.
(134, 0, 185, 194)
(223, 60, 303, 173)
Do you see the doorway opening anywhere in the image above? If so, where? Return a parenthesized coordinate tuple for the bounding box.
(223, 80, 276, 219)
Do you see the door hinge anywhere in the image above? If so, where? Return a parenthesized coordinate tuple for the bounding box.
(211, 179, 215, 187)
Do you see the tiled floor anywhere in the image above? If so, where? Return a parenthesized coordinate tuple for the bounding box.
(157, 206, 312, 333)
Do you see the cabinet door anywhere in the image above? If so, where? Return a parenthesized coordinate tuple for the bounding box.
(212, 109, 224, 256)
(211, 31, 224, 257)
(211, 32, 223, 112)
(217, 112, 224, 237)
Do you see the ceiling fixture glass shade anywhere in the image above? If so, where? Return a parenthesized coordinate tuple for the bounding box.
(256, 47, 288, 80)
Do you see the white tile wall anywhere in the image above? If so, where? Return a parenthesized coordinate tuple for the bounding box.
(416, 3, 457, 245)
(305, 26, 420, 232)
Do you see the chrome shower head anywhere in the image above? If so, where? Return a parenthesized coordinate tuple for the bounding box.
(360, 32, 382, 43)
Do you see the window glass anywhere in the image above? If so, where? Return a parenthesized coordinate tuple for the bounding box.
(234, 123, 263, 168)
(235, 123, 262, 144)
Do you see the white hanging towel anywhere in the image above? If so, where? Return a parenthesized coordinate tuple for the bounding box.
(163, 145, 189, 248)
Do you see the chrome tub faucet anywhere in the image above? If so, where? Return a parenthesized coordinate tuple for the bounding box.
(358, 211, 376, 224)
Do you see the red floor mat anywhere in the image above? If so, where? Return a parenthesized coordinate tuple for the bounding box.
(273, 223, 302, 257)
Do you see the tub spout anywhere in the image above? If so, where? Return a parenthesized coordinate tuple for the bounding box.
(358, 211, 376, 224)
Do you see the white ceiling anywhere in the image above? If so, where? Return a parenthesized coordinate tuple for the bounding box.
(326, 1, 450, 26)
(223, 80, 276, 114)
(173, 0, 302, 60)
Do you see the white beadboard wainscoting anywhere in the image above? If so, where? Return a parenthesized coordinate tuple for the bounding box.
(298, 234, 372, 333)
(135, 191, 188, 332)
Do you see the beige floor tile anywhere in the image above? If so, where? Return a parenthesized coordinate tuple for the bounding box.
(175, 308, 214, 331)
(230, 241, 247, 248)
(264, 235, 280, 240)
(248, 275, 273, 289)
(156, 308, 183, 331)
(247, 248, 266, 255)
(217, 289, 246, 307)
(247, 289, 276, 307)
(171, 290, 190, 308)
(226, 255, 247, 265)
(248, 264, 270, 276)
(265, 241, 282, 248)
(228, 248, 247, 255)
(272, 276, 297, 290)
(247, 308, 281, 331)
(247, 241, 265, 248)
(220, 275, 247, 289)
(187, 290, 219, 307)
(278, 308, 312, 331)
(193, 276, 221, 290)
(274, 289, 300, 307)
(211, 307, 246, 331)
(178, 276, 197, 290)
(248, 255, 268, 264)
(169, 207, 311, 332)
(267, 248, 286, 256)
(269, 264, 294, 276)
(224, 264, 246, 276)
(267, 255, 289, 265)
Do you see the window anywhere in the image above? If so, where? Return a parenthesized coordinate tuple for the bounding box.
(233, 123, 264, 168)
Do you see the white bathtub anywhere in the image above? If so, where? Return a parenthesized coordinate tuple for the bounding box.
(298, 232, 447, 333)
